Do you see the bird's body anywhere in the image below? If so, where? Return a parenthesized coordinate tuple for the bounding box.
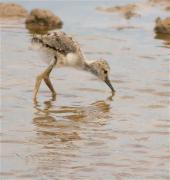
(32, 30, 115, 100)
(32, 31, 86, 69)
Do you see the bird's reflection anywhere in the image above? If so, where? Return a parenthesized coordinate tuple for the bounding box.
(30, 96, 113, 177)
(32, 95, 113, 143)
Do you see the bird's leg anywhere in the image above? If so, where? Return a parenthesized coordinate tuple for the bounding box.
(44, 75, 56, 97)
(33, 56, 57, 100)
(33, 74, 43, 100)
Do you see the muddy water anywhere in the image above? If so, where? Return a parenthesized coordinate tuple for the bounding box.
(1, 1, 170, 179)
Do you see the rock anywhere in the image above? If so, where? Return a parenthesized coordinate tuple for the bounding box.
(154, 17, 170, 34)
(165, 6, 170, 11)
(96, 4, 139, 19)
(0, 3, 28, 18)
(25, 9, 63, 32)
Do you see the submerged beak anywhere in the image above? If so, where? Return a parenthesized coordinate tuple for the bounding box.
(105, 77, 115, 93)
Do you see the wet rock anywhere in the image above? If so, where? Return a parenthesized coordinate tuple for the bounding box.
(96, 4, 139, 19)
(0, 3, 28, 18)
(154, 17, 170, 34)
(165, 6, 170, 11)
(25, 8, 63, 32)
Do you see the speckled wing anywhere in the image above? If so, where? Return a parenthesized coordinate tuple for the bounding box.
(32, 31, 84, 57)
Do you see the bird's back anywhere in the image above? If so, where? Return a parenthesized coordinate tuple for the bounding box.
(32, 31, 85, 67)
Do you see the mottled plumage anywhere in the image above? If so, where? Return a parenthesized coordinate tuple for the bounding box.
(32, 31, 85, 67)
(32, 31, 115, 100)
(33, 31, 78, 54)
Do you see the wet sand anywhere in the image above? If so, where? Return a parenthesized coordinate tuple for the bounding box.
(1, 0, 170, 179)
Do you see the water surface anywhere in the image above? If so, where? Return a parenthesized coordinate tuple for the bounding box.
(1, 0, 170, 179)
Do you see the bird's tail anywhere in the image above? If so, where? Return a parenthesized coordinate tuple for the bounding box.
(31, 34, 44, 50)
(31, 34, 42, 44)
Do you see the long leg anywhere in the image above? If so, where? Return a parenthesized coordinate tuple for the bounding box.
(33, 56, 57, 100)
(44, 77, 56, 96)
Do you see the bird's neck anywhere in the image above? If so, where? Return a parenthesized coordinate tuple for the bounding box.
(83, 60, 97, 76)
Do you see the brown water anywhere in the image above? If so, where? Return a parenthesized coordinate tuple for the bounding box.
(1, 1, 170, 179)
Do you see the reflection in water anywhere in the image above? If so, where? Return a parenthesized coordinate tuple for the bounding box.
(155, 33, 170, 47)
(27, 26, 49, 35)
(33, 97, 111, 142)
(31, 97, 111, 177)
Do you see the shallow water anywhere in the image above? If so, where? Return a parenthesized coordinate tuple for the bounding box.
(1, 0, 170, 179)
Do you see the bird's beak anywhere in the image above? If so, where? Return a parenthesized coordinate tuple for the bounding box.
(105, 77, 115, 93)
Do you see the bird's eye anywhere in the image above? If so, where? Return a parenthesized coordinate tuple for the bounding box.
(104, 70, 107, 74)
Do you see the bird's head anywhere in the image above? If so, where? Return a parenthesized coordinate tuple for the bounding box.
(88, 59, 115, 94)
